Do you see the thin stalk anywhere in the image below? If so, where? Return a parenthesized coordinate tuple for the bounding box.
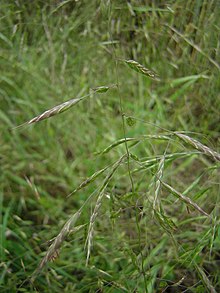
(107, 3, 147, 291)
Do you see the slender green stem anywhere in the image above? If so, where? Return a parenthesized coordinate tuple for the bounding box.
(107, 3, 147, 290)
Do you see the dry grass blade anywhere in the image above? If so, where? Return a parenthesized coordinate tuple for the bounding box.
(67, 165, 110, 197)
(31, 210, 81, 281)
(86, 155, 126, 265)
(160, 180, 209, 217)
(167, 25, 220, 70)
(124, 59, 159, 80)
(175, 132, 220, 162)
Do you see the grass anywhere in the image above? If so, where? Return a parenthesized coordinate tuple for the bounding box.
(0, 1, 220, 292)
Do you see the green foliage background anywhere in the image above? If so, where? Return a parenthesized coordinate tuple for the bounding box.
(0, 1, 219, 292)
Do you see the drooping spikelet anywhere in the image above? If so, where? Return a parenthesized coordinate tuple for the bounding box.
(161, 180, 209, 217)
(31, 210, 81, 281)
(175, 132, 220, 162)
(86, 155, 126, 265)
(14, 85, 114, 129)
(28, 97, 82, 124)
(153, 155, 165, 210)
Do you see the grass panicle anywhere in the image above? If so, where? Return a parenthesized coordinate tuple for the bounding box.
(2, 1, 219, 291)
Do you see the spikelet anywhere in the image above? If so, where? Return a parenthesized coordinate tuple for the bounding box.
(97, 137, 138, 155)
(98, 135, 170, 155)
(161, 180, 209, 217)
(67, 165, 110, 197)
(28, 98, 82, 124)
(86, 155, 125, 265)
(125, 59, 159, 80)
(175, 132, 220, 162)
(92, 84, 117, 93)
(194, 264, 217, 293)
(92, 86, 110, 93)
(31, 210, 81, 281)
(153, 156, 165, 210)
(14, 85, 114, 129)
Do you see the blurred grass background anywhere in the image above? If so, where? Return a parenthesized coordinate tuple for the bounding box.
(0, 0, 220, 292)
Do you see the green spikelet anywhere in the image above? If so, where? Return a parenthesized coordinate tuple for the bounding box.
(125, 59, 159, 80)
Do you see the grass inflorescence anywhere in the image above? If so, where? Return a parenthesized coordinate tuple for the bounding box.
(1, 1, 220, 292)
